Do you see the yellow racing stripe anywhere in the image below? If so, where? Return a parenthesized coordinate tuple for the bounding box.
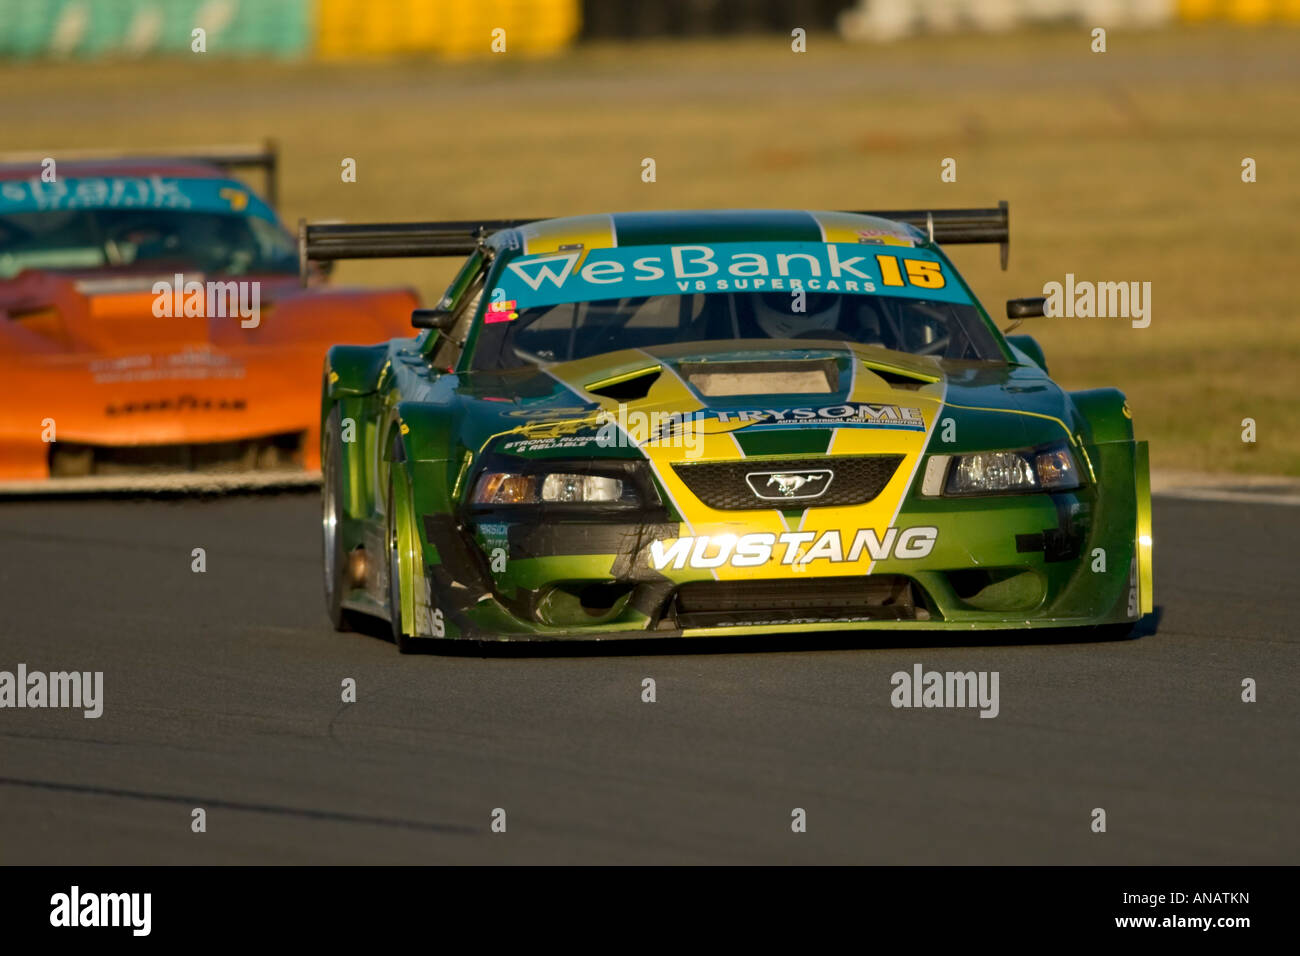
(520, 214, 617, 271)
(810, 210, 918, 246)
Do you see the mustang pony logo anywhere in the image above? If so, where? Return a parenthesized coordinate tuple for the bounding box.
(769, 473, 818, 496)
(746, 469, 834, 500)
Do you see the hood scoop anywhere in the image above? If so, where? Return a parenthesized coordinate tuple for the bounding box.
(678, 358, 838, 397)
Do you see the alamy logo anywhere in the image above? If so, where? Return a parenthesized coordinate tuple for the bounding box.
(1041, 273, 1151, 328)
(152, 273, 261, 328)
(891, 663, 1000, 718)
(595, 404, 707, 456)
(50, 886, 151, 936)
(0, 664, 102, 718)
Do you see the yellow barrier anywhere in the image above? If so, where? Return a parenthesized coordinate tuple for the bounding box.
(317, 0, 580, 59)
(1178, 0, 1300, 21)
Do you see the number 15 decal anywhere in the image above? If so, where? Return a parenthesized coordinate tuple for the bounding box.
(875, 254, 946, 290)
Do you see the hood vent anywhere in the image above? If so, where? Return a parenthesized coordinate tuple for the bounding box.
(585, 366, 661, 401)
(679, 358, 838, 397)
(861, 361, 940, 391)
(74, 276, 195, 295)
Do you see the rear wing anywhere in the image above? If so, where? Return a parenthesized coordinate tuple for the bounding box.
(298, 201, 1010, 283)
(848, 202, 1009, 269)
(0, 140, 280, 209)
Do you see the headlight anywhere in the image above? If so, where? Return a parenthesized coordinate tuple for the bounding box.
(1032, 445, 1079, 489)
(473, 471, 629, 505)
(942, 443, 1081, 495)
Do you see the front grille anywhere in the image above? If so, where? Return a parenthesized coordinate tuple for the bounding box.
(671, 455, 903, 510)
(48, 432, 305, 477)
(672, 575, 930, 628)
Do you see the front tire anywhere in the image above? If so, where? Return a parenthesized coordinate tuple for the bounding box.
(322, 406, 351, 632)
(386, 464, 418, 654)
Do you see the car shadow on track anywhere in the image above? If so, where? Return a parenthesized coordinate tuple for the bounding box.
(367, 606, 1165, 660)
(0, 776, 475, 836)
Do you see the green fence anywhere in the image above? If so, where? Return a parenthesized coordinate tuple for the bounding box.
(0, 0, 311, 59)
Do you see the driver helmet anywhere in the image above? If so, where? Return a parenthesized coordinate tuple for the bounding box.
(752, 291, 839, 339)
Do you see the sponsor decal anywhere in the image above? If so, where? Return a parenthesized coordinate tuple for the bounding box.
(501, 406, 592, 420)
(485, 299, 519, 323)
(415, 578, 446, 638)
(476, 521, 510, 552)
(648, 526, 938, 570)
(745, 469, 833, 500)
(500, 434, 602, 453)
(712, 402, 925, 431)
(0, 176, 276, 221)
(499, 405, 708, 457)
(495, 241, 971, 310)
(105, 394, 246, 416)
(856, 227, 916, 245)
(219, 186, 248, 211)
(88, 350, 245, 385)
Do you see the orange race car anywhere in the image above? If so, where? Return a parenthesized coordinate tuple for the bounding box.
(0, 143, 416, 492)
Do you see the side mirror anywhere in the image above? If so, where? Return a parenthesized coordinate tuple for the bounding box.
(1003, 297, 1045, 319)
(411, 308, 456, 331)
(1006, 296, 1047, 319)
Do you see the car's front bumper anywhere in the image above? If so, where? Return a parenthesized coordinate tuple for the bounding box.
(406, 439, 1151, 641)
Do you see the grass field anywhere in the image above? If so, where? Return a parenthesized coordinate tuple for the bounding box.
(3, 24, 1298, 474)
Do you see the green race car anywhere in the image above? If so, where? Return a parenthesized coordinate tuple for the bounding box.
(306, 206, 1153, 651)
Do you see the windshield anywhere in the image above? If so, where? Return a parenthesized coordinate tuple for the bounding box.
(470, 240, 1003, 369)
(0, 209, 298, 278)
(471, 292, 1001, 369)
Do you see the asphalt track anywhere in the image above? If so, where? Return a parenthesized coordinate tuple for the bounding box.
(0, 492, 1295, 864)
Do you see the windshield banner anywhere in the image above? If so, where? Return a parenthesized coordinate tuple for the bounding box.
(0, 176, 276, 221)
(493, 241, 973, 310)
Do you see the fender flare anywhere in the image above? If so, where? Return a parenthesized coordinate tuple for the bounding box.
(1069, 387, 1133, 445)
